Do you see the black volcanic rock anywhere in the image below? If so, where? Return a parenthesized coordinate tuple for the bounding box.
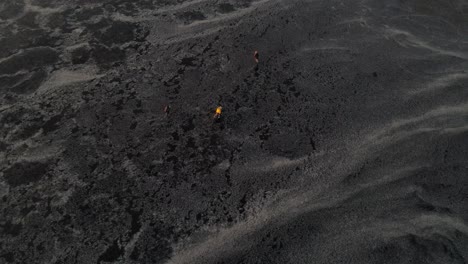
(1, 0, 468, 264)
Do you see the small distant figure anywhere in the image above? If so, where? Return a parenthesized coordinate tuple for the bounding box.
(164, 105, 170, 116)
(214, 106, 222, 119)
(253, 50, 259, 63)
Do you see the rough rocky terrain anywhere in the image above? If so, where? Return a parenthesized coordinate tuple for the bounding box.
(1, 0, 468, 263)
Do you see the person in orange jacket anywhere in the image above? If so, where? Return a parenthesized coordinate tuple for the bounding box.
(214, 106, 222, 119)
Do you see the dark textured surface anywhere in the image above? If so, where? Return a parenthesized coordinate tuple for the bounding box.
(1, 0, 468, 263)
